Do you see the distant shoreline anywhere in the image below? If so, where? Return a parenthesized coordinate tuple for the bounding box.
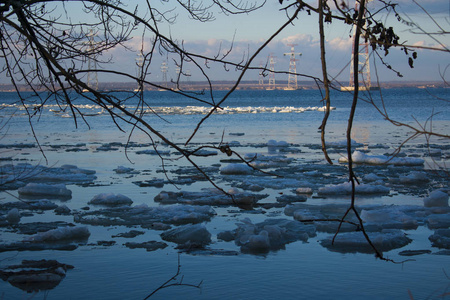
(0, 80, 446, 92)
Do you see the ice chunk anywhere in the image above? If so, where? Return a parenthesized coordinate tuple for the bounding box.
(24, 226, 90, 243)
(423, 190, 449, 207)
(339, 151, 424, 166)
(54, 205, 71, 215)
(320, 229, 412, 253)
(318, 181, 389, 195)
(360, 207, 418, 230)
(427, 213, 450, 229)
(220, 163, 253, 175)
(6, 208, 20, 224)
(295, 187, 313, 194)
(429, 229, 450, 249)
(154, 189, 266, 207)
(18, 183, 72, 199)
(88, 193, 133, 206)
(219, 218, 316, 254)
(161, 224, 211, 246)
(75, 204, 216, 226)
(399, 171, 429, 184)
(113, 166, 137, 174)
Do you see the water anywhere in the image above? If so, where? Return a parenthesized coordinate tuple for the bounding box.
(0, 87, 449, 299)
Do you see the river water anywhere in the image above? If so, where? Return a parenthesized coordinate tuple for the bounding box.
(0, 87, 449, 299)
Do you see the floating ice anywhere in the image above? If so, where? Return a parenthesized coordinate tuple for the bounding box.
(26, 199, 58, 210)
(326, 139, 363, 148)
(6, 208, 20, 224)
(218, 218, 316, 254)
(54, 205, 71, 215)
(124, 241, 168, 251)
(161, 224, 211, 246)
(24, 226, 90, 243)
(339, 151, 424, 166)
(360, 207, 418, 230)
(423, 190, 449, 207)
(363, 173, 383, 183)
(0, 163, 96, 187)
(0, 259, 74, 292)
(295, 187, 313, 194)
(220, 163, 253, 175)
(136, 149, 170, 155)
(113, 166, 138, 174)
(317, 181, 389, 195)
(75, 204, 216, 226)
(88, 193, 133, 206)
(154, 189, 266, 206)
(427, 213, 450, 229)
(429, 229, 450, 249)
(320, 229, 412, 253)
(399, 171, 429, 184)
(18, 183, 72, 199)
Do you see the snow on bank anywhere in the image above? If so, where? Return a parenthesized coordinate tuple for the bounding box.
(321, 229, 412, 253)
(18, 183, 72, 199)
(317, 181, 389, 195)
(339, 151, 424, 166)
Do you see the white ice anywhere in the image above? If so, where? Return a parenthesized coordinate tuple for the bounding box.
(423, 190, 449, 207)
(160, 224, 211, 246)
(220, 163, 253, 175)
(23, 226, 90, 243)
(317, 181, 389, 195)
(18, 183, 72, 198)
(320, 229, 411, 253)
(339, 151, 424, 166)
(88, 193, 133, 206)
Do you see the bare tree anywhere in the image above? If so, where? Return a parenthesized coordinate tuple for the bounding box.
(0, 0, 448, 259)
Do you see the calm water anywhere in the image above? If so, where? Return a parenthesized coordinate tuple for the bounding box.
(0, 87, 449, 299)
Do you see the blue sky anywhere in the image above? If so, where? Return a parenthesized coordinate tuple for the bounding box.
(103, 0, 449, 84)
(1, 1, 449, 85)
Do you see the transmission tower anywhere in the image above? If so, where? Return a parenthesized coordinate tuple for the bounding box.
(134, 52, 144, 92)
(342, 0, 378, 91)
(283, 44, 302, 90)
(160, 61, 168, 89)
(85, 29, 98, 91)
(258, 61, 264, 85)
(266, 54, 276, 90)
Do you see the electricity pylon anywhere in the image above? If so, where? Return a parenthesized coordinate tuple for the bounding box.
(85, 29, 98, 91)
(266, 54, 276, 90)
(283, 44, 302, 90)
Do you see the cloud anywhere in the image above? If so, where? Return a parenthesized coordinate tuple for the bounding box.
(328, 37, 352, 51)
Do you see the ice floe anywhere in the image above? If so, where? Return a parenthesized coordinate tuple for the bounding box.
(161, 224, 211, 247)
(23, 226, 90, 243)
(423, 190, 449, 207)
(429, 229, 450, 249)
(317, 181, 390, 195)
(88, 193, 133, 206)
(124, 241, 168, 251)
(0, 259, 74, 292)
(154, 189, 267, 207)
(218, 218, 316, 254)
(220, 163, 253, 175)
(75, 204, 216, 227)
(320, 229, 412, 253)
(339, 151, 424, 166)
(18, 183, 72, 199)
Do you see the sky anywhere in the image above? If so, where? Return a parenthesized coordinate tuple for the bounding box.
(103, 0, 450, 84)
(1, 0, 449, 85)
